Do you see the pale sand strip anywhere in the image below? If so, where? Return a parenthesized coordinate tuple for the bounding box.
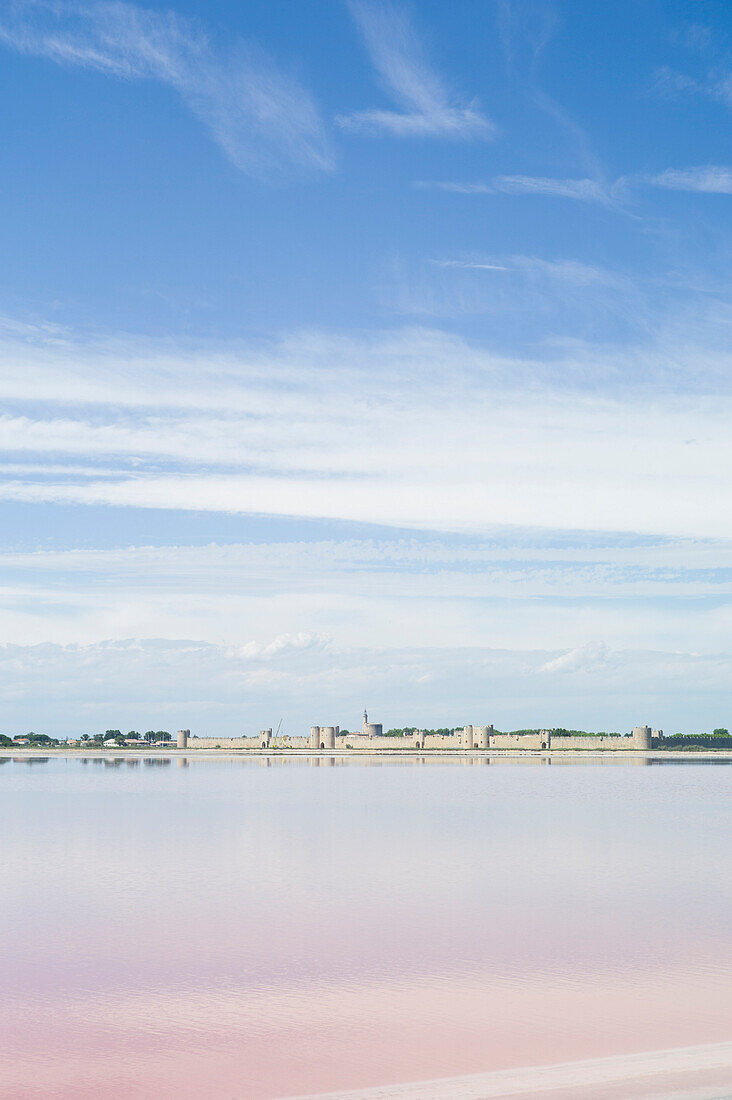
(281, 1042, 732, 1100)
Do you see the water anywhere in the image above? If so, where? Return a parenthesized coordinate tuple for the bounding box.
(1, 754, 731, 1099)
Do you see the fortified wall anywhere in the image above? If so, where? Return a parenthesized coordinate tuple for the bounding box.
(176, 729, 310, 750)
(176, 722, 659, 752)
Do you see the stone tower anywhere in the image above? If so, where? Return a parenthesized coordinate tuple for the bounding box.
(309, 725, 338, 748)
(632, 725, 652, 750)
(362, 709, 383, 737)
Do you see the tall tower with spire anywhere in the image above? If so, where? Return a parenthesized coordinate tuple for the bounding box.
(361, 709, 382, 738)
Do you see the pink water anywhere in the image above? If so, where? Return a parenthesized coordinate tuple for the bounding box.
(1, 755, 730, 1099)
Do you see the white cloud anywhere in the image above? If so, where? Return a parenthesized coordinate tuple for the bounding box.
(651, 65, 701, 99)
(1, 531, 732, 681)
(337, 1, 494, 138)
(429, 255, 625, 286)
(1, 636, 731, 736)
(417, 168, 732, 204)
(493, 175, 614, 204)
(0, 323, 732, 539)
(3, 534, 732, 576)
(428, 259, 510, 271)
(0, 0, 333, 177)
(647, 165, 732, 194)
(413, 181, 492, 194)
(237, 632, 330, 660)
(540, 642, 612, 674)
(0, 318, 731, 729)
(1, 404, 731, 538)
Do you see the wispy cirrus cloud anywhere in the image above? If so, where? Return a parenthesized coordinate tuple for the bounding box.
(416, 167, 732, 204)
(493, 175, 616, 203)
(646, 165, 732, 194)
(337, 0, 494, 139)
(0, 0, 334, 178)
(428, 258, 509, 271)
(413, 180, 492, 194)
(651, 59, 732, 112)
(415, 175, 618, 205)
(0, 321, 732, 539)
(429, 254, 628, 287)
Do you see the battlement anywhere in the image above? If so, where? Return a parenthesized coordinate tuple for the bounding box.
(176, 719, 659, 753)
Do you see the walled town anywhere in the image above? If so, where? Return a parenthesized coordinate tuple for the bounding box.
(173, 711, 661, 752)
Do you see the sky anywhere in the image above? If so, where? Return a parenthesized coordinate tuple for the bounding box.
(1, 0, 732, 737)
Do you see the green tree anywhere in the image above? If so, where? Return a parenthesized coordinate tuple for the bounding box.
(713, 728, 729, 736)
(0, 734, 12, 748)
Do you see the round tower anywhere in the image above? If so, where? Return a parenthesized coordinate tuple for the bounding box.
(362, 709, 382, 737)
(320, 726, 337, 749)
(632, 725, 652, 750)
(176, 729, 189, 749)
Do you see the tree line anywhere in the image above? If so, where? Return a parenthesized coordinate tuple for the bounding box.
(0, 730, 173, 747)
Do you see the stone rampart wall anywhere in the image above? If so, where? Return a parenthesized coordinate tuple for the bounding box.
(183, 732, 644, 751)
(189, 736, 313, 749)
(337, 734, 378, 747)
(491, 734, 545, 750)
(551, 736, 631, 750)
(188, 737, 259, 749)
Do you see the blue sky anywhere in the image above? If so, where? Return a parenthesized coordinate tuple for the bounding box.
(1, 0, 732, 736)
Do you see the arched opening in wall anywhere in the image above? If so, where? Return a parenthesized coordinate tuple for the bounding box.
(261, 741, 267, 749)
(541, 742, 547, 749)
(320, 742, 325, 749)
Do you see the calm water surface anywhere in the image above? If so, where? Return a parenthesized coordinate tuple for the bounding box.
(1, 755, 731, 1099)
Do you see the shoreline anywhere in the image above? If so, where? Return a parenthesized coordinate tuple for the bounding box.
(3, 748, 732, 761)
